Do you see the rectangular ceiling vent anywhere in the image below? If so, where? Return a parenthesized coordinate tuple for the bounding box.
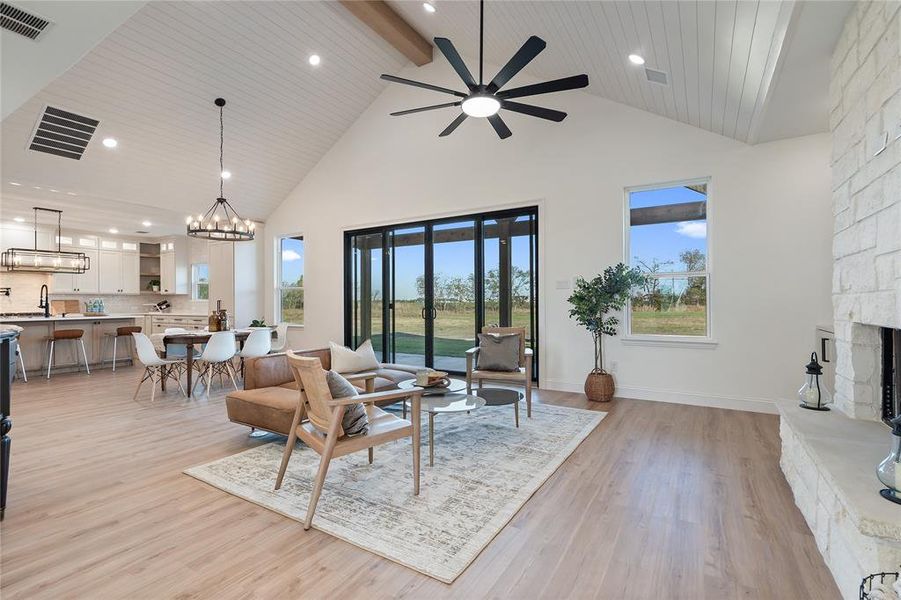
(28, 106, 100, 160)
(1, 2, 51, 40)
(645, 68, 668, 86)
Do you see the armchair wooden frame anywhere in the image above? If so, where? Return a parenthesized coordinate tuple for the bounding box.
(465, 326, 533, 418)
(275, 353, 423, 530)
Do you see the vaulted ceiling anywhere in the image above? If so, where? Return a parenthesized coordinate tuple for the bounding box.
(1, 1, 408, 235)
(0, 0, 850, 236)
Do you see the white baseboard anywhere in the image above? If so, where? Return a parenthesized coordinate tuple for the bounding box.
(541, 379, 780, 415)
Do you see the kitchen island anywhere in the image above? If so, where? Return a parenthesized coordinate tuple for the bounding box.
(0, 315, 143, 376)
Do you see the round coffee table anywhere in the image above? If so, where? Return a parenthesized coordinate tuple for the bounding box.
(475, 388, 525, 427)
(398, 377, 466, 396)
(404, 392, 485, 467)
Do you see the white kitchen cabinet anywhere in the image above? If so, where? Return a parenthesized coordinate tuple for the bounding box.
(160, 252, 176, 294)
(0, 225, 52, 252)
(159, 238, 188, 295)
(51, 249, 99, 294)
(99, 250, 140, 294)
(122, 253, 139, 294)
(99, 250, 122, 294)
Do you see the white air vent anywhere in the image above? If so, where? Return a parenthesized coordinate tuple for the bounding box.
(28, 106, 100, 160)
(1, 2, 51, 40)
(645, 68, 668, 85)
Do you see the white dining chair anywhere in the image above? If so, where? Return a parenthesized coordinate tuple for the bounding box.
(132, 333, 186, 402)
(236, 329, 272, 377)
(163, 327, 203, 377)
(192, 330, 239, 395)
(270, 323, 290, 353)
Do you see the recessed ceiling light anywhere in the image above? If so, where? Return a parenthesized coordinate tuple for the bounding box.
(13, 217, 25, 223)
(33, 186, 41, 190)
(50, 189, 59, 193)
(220, 170, 231, 180)
(102, 137, 118, 148)
(66, 192, 77, 196)
(628, 54, 645, 65)
(423, 2, 436, 13)
(108, 228, 118, 234)
(9, 182, 21, 186)
(141, 220, 152, 227)
(308, 54, 321, 66)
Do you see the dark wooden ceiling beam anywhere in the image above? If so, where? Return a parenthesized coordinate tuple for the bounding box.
(340, 1, 432, 66)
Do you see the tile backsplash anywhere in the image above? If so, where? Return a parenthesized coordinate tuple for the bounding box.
(0, 272, 207, 315)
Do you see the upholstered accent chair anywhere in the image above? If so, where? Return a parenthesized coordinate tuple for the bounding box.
(465, 326, 533, 418)
(274, 352, 423, 530)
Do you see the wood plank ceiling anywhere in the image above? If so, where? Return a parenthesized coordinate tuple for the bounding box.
(390, 0, 796, 143)
(0, 1, 408, 234)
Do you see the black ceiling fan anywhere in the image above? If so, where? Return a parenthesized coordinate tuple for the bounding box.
(380, 0, 589, 139)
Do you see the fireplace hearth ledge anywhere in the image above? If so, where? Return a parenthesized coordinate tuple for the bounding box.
(779, 402, 901, 598)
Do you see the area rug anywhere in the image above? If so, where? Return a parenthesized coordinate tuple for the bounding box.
(185, 402, 605, 583)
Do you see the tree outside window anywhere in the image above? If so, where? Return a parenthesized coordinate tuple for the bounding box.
(627, 181, 709, 337)
(279, 236, 304, 325)
(192, 264, 209, 300)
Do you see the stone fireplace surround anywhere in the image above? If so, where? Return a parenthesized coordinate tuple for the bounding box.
(778, 1, 901, 599)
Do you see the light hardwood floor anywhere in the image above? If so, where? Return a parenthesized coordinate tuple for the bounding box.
(1, 366, 840, 599)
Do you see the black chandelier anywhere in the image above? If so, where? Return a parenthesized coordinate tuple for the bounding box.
(1, 207, 90, 274)
(187, 98, 255, 241)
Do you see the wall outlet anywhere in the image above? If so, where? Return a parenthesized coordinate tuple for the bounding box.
(555, 279, 570, 290)
(609, 361, 618, 373)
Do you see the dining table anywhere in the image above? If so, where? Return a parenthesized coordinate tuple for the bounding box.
(160, 329, 257, 398)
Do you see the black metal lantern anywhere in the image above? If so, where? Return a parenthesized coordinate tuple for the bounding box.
(799, 352, 831, 411)
(186, 98, 255, 241)
(1, 207, 90, 274)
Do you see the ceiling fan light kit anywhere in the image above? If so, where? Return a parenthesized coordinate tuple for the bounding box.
(381, 0, 589, 138)
(187, 98, 255, 242)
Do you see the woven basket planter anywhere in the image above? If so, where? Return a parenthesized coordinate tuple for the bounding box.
(584, 370, 615, 402)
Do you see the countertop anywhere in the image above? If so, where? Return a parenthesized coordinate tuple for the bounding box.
(0, 312, 207, 324)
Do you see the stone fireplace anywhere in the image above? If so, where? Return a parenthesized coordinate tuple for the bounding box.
(778, 2, 901, 598)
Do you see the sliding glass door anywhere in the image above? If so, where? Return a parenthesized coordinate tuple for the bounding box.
(345, 207, 538, 378)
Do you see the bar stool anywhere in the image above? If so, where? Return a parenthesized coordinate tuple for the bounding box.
(45, 329, 90, 379)
(15, 343, 27, 382)
(102, 326, 142, 371)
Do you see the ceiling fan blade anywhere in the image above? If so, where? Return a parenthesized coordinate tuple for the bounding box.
(487, 114, 512, 139)
(439, 113, 468, 137)
(391, 102, 461, 116)
(486, 36, 546, 93)
(501, 100, 567, 122)
(497, 74, 589, 99)
(434, 38, 477, 89)
(380, 74, 467, 98)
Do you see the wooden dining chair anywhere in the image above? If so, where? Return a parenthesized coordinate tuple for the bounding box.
(275, 352, 423, 530)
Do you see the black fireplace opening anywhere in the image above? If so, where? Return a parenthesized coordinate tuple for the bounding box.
(881, 327, 900, 425)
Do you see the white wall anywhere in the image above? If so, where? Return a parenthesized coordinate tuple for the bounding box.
(263, 59, 834, 412)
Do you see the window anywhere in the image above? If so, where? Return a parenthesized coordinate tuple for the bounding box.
(192, 264, 209, 300)
(626, 180, 709, 338)
(278, 236, 304, 325)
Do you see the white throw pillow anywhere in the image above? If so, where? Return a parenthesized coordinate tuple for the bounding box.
(329, 339, 379, 373)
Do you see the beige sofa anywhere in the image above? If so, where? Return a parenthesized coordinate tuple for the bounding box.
(225, 348, 419, 435)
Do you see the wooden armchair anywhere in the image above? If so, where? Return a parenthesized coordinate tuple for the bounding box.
(275, 352, 423, 530)
(465, 326, 533, 418)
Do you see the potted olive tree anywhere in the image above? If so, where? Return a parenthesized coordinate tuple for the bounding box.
(567, 263, 646, 402)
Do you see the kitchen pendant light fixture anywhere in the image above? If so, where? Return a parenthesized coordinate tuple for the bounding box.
(187, 98, 255, 241)
(1, 207, 90, 274)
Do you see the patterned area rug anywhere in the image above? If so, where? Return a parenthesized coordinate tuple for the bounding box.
(185, 402, 605, 583)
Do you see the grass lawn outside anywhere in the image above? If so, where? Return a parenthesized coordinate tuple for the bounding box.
(630, 308, 707, 336)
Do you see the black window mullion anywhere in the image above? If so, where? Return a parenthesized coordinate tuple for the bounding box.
(424, 225, 435, 367)
(474, 219, 484, 339)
